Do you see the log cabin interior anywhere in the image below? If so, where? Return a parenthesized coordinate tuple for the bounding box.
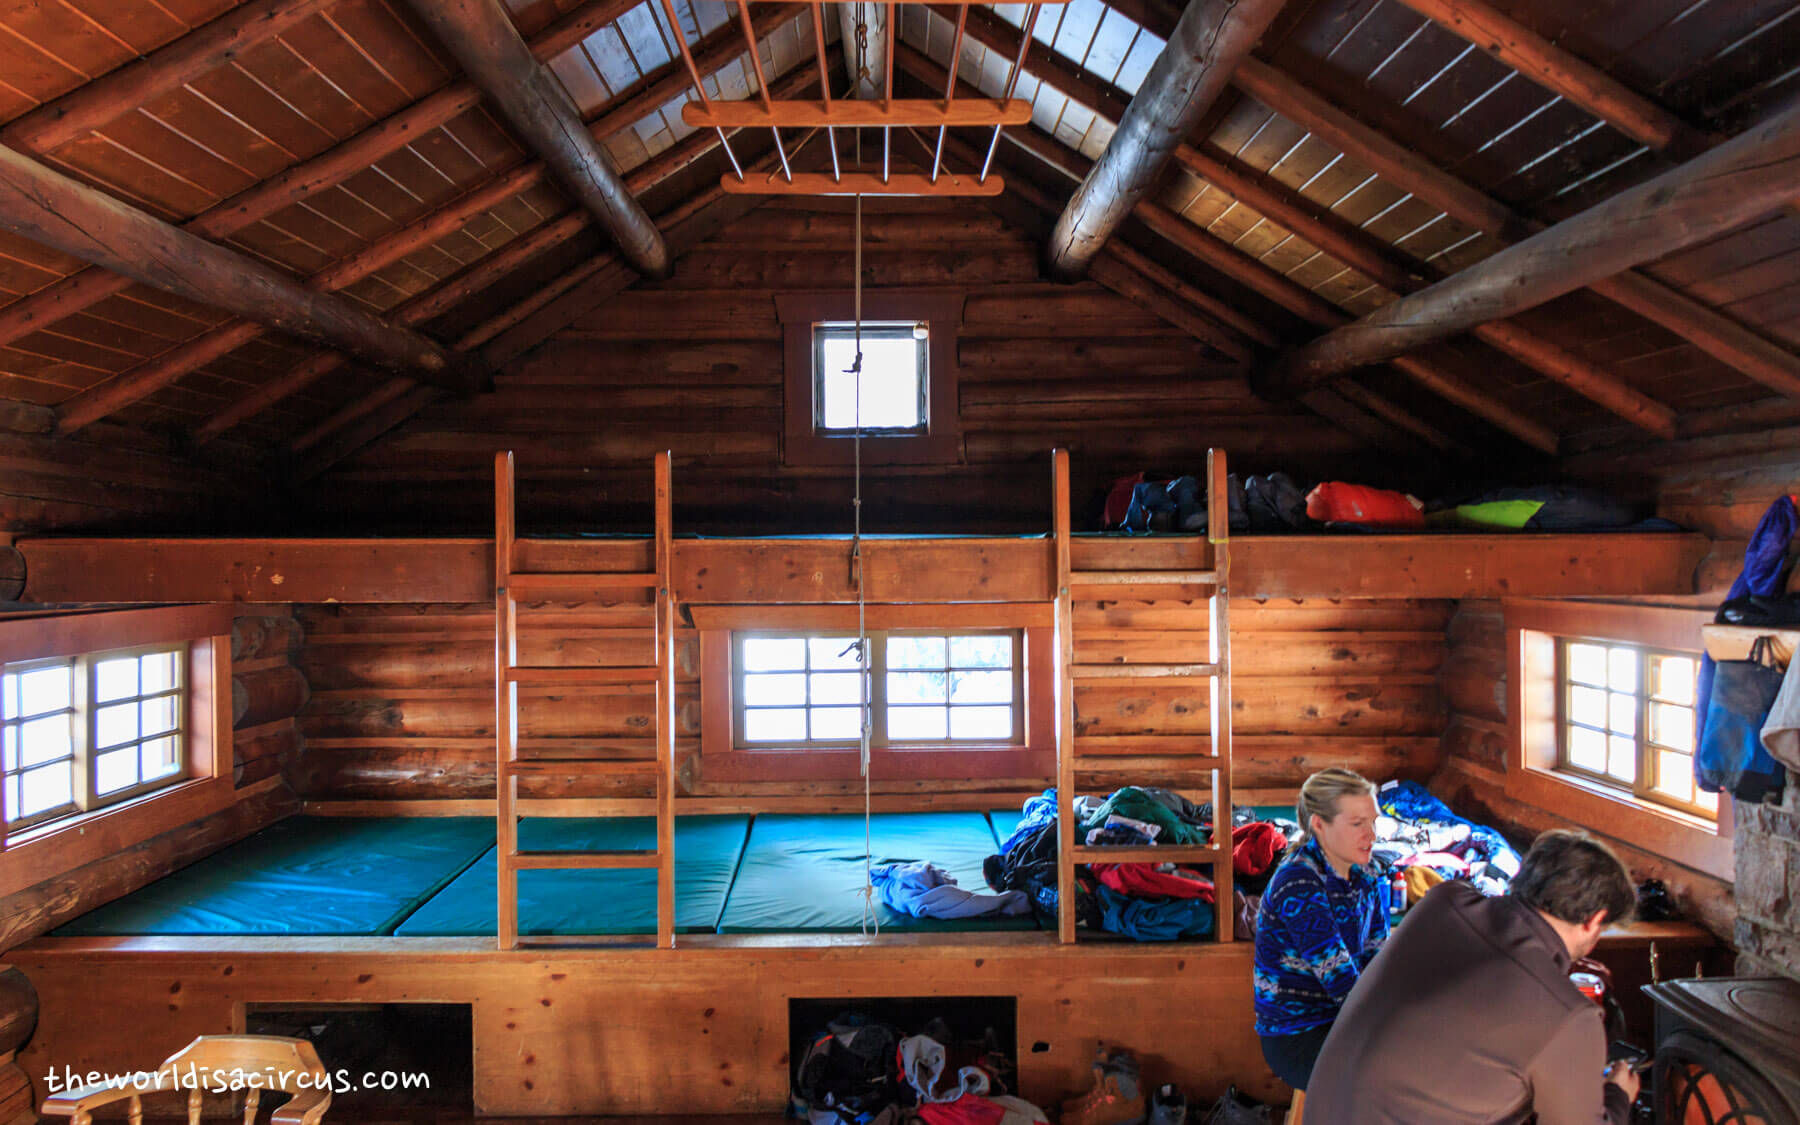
(0, 0, 1798, 1120)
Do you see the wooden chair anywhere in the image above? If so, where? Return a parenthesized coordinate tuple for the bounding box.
(41, 1036, 331, 1125)
(1285, 1089, 1305, 1125)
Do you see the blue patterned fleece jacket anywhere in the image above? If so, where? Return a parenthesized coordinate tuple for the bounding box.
(1252, 837, 1390, 1037)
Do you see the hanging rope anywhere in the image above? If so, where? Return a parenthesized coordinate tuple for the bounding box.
(851, 189, 878, 936)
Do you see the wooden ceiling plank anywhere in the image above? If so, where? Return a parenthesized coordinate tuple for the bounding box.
(401, 0, 670, 279)
(1262, 101, 1800, 396)
(1044, 0, 1285, 279)
(0, 0, 335, 158)
(1219, 51, 1800, 401)
(1384, 0, 1715, 158)
(0, 0, 635, 351)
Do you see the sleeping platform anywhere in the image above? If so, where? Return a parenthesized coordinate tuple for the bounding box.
(4, 452, 1710, 1116)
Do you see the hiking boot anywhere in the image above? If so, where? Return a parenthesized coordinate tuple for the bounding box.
(1147, 1083, 1187, 1125)
(1060, 1047, 1143, 1125)
(1201, 1086, 1271, 1125)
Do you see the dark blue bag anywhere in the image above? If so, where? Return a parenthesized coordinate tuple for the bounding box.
(1697, 636, 1788, 803)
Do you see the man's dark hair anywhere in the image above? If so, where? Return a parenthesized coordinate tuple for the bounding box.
(1511, 829, 1636, 926)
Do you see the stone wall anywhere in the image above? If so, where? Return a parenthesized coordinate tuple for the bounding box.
(1735, 786, 1800, 980)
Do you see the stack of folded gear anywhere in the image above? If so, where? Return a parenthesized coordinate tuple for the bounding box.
(793, 1012, 1047, 1125)
(1373, 781, 1522, 909)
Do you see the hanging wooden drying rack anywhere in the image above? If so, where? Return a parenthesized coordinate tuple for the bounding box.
(659, 0, 1057, 196)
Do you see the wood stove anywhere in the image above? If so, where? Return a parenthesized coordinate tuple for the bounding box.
(1644, 978, 1800, 1125)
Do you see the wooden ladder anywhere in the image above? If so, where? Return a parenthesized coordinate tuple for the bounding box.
(1051, 448, 1235, 942)
(493, 450, 678, 949)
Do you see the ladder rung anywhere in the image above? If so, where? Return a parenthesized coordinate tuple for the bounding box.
(502, 758, 660, 777)
(1071, 754, 1221, 773)
(505, 665, 659, 686)
(1069, 844, 1222, 864)
(1070, 570, 1217, 586)
(507, 850, 661, 870)
(1071, 663, 1219, 679)
(506, 571, 658, 596)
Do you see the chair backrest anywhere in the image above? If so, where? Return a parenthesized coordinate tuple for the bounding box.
(41, 1035, 332, 1125)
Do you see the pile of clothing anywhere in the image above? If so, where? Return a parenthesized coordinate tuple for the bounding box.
(1373, 781, 1522, 909)
(983, 788, 1297, 941)
(792, 1012, 1047, 1125)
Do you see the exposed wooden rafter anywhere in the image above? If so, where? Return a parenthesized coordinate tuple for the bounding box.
(1044, 0, 1284, 280)
(403, 0, 671, 279)
(0, 0, 641, 351)
(0, 144, 482, 408)
(1261, 101, 1800, 397)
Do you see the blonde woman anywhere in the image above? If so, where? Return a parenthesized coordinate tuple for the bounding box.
(1252, 768, 1388, 1091)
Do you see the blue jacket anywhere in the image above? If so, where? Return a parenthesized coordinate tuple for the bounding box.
(1253, 837, 1390, 1037)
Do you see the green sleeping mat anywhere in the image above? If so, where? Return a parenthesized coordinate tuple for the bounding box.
(717, 811, 1033, 933)
(393, 815, 751, 936)
(53, 817, 495, 936)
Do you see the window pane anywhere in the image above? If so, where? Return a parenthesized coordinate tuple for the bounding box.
(819, 335, 922, 430)
(950, 706, 1013, 739)
(743, 673, 806, 707)
(19, 763, 72, 817)
(949, 670, 1013, 704)
(1569, 685, 1607, 727)
(95, 703, 139, 750)
(95, 748, 139, 795)
(140, 651, 179, 693)
(1567, 725, 1606, 772)
(949, 636, 1011, 668)
(141, 695, 178, 737)
(1696, 789, 1718, 813)
(1567, 643, 1608, 686)
(19, 667, 70, 717)
(1655, 750, 1692, 799)
(887, 636, 946, 669)
(1608, 692, 1637, 737)
(888, 671, 948, 704)
(742, 638, 807, 672)
(1608, 735, 1637, 783)
(1607, 648, 1638, 693)
(888, 706, 948, 740)
(141, 737, 180, 781)
(95, 657, 138, 703)
(1, 674, 13, 720)
(809, 707, 862, 740)
(2, 774, 14, 822)
(808, 637, 863, 671)
(743, 708, 807, 742)
(810, 672, 863, 706)
(1649, 702, 1695, 752)
(21, 715, 71, 767)
(2, 725, 14, 771)
(1651, 656, 1695, 705)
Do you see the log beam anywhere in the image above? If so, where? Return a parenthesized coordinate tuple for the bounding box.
(0, 144, 480, 391)
(0, 0, 638, 350)
(1261, 100, 1800, 396)
(1044, 0, 1285, 279)
(404, 0, 671, 279)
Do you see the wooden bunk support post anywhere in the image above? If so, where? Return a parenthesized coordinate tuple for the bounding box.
(493, 451, 676, 950)
(1052, 448, 1235, 942)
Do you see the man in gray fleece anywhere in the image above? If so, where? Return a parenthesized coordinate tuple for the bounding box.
(1305, 829, 1641, 1124)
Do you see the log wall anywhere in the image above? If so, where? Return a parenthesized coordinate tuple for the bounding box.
(311, 196, 1380, 533)
(292, 596, 1450, 805)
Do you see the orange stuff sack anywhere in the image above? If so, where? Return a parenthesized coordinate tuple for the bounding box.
(1304, 482, 1426, 528)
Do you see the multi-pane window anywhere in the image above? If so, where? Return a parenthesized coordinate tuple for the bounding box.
(734, 631, 1022, 748)
(1558, 640, 1715, 818)
(2, 646, 186, 832)
(813, 323, 928, 435)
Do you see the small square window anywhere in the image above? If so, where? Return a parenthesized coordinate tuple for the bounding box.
(813, 323, 929, 435)
(1554, 639, 1714, 818)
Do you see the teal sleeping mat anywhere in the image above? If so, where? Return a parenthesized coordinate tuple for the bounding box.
(989, 806, 1031, 845)
(718, 811, 1034, 933)
(54, 817, 495, 936)
(394, 815, 751, 936)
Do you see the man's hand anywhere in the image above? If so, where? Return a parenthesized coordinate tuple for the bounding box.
(1605, 1061, 1642, 1104)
